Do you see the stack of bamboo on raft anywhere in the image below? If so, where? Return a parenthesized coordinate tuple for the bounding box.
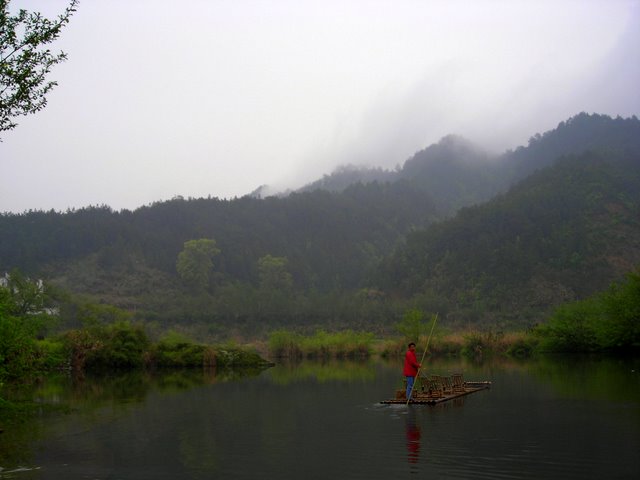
(381, 372, 491, 405)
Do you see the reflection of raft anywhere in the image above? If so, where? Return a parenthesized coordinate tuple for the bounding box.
(380, 373, 491, 405)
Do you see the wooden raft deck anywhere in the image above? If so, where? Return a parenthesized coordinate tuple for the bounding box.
(380, 380, 491, 405)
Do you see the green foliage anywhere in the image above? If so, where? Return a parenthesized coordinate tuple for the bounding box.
(1, 269, 46, 316)
(143, 332, 267, 368)
(268, 330, 303, 358)
(59, 325, 269, 371)
(429, 336, 464, 357)
(301, 330, 373, 358)
(151, 331, 211, 367)
(536, 271, 640, 352)
(379, 330, 538, 358)
(61, 328, 101, 372)
(535, 300, 601, 352)
(460, 331, 495, 357)
(176, 238, 220, 290)
(87, 322, 151, 369)
(0, 314, 39, 379)
(213, 344, 266, 367)
(258, 255, 292, 292)
(0, 271, 57, 379)
(268, 329, 374, 358)
(0, 0, 78, 134)
(378, 338, 407, 358)
(63, 322, 150, 370)
(505, 336, 538, 358)
(35, 338, 67, 370)
(597, 271, 640, 349)
(257, 254, 294, 315)
(77, 301, 132, 328)
(396, 309, 429, 341)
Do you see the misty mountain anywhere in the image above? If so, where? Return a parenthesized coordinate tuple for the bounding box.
(0, 112, 639, 330)
(508, 112, 640, 178)
(298, 165, 396, 194)
(298, 113, 640, 216)
(395, 134, 505, 214)
(297, 135, 499, 214)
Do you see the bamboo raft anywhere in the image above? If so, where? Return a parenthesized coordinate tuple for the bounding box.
(380, 373, 491, 405)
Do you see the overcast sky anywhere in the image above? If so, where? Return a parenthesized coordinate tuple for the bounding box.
(2, 0, 639, 213)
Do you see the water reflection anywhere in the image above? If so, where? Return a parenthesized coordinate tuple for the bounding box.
(30, 366, 269, 408)
(529, 355, 640, 402)
(0, 366, 269, 473)
(267, 358, 376, 384)
(1, 356, 638, 479)
(404, 408, 421, 470)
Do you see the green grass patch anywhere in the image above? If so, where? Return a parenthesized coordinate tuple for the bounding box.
(268, 329, 374, 358)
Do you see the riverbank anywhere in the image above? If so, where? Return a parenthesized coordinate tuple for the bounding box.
(264, 328, 538, 360)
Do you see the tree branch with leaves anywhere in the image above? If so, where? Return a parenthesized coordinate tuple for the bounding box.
(0, 0, 78, 136)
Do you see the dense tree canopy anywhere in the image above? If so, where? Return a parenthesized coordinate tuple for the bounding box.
(176, 238, 220, 290)
(258, 255, 292, 293)
(380, 149, 640, 326)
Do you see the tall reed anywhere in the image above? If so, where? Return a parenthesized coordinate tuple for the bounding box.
(268, 329, 374, 358)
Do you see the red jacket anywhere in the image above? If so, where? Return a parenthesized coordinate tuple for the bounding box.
(403, 349, 420, 376)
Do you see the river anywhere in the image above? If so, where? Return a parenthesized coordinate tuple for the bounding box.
(1, 355, 638, 479)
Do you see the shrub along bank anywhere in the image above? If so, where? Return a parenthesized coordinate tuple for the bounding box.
(1, 320, 271, 383)
(60, 323, 271, 373)
(533, 271, 640, 353)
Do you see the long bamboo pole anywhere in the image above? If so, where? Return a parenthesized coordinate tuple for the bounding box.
(406, 313, 438, 405)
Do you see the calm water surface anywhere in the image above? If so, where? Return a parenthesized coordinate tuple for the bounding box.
(1, 356, 639, 479)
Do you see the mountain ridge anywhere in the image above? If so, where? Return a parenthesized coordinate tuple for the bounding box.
(1, 112, 639, 332)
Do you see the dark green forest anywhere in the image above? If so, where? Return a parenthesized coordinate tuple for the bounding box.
(1, 113, 639, 338)
(381, 149, 640, 326)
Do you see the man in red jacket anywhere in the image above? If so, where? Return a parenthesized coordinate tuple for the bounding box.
(404, 342, 421, 401)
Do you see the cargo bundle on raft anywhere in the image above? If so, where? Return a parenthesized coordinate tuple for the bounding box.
(381, 373, 491, 405)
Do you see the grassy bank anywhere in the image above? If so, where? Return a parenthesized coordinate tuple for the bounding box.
(378, 330, 538, 359)
(268, 329, 375, 358)
(267, 328, 539, 360)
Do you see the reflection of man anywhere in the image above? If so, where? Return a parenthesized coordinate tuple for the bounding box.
(404, 342, 421, 401)
(406, 411, 421, 465)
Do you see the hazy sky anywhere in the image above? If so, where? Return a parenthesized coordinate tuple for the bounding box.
(2, 0, 639, 213)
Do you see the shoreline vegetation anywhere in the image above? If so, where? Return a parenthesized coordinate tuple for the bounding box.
(0, 324, 636, 428)
(266, 328, 536, 359)
(1, 271, 638, 419)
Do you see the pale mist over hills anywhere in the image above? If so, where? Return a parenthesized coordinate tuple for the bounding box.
(1, 0, 638, 213)
(252, 113, 640, 215)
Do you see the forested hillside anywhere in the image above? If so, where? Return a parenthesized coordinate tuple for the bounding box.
(0, 181, 437, 296)
(508, 113, 640, 178)
(380, 149, 640, 326)
(1, 113, 639, 334)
